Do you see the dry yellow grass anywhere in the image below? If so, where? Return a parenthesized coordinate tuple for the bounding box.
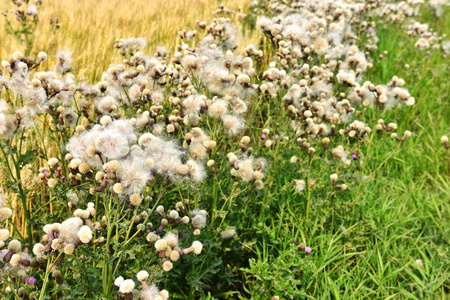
(1, 0, 257, 80)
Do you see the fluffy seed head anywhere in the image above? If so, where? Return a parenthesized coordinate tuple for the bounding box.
(47, 178, 58, 188)
(130, 194, 142, 206)
(155, 239, 168, 251)
(119, 279, 135, 293)
(192, 241, 203, 254)
(0, 229, 10, 241)
(78, 226, 93, 243)
(48, 158, 59, 167)
(8, 239, 21, 251)
(10, 254, 21, 266)
(113, 183, 124, 194)
(237, 74, 250, 84)
(162, 260, 173, 271)
(64, 244, 75, 255)
(170, 250, 180, 261)
(33, 243, 43, 255)
(169, 210, 179, 219)
(136, 270, 149, 282)
(0, 207, 12, 219)
(160, 290, 169, 300)
(114, 276, 124, 287)
(404, 130, 412, 138)
(255, 180, 264, 189)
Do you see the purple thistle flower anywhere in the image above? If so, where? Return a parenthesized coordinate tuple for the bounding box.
(28, 277, 36, 285)
(352, 153, 357, 160)
(261, 134, 266, 139)
(305, 247, 311, 254)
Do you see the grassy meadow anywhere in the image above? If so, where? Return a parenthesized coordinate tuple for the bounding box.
(0, 0, 449, 299)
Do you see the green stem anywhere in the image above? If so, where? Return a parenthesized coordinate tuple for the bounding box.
(38, 251, 64, 300)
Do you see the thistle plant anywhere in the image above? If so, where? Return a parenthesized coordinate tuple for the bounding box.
(2, 0, 43, 56)
(0, 0, 449, 298)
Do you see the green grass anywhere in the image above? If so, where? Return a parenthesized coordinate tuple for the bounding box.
(1, 2, 449, 299)
(240, 7, 450, 300)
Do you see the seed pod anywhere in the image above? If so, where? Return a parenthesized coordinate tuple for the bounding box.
(3, 250, 13, 262)
(20, 259, 30, 266)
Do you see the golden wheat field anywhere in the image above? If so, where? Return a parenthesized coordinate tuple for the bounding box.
(1, 0, 256, 80)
